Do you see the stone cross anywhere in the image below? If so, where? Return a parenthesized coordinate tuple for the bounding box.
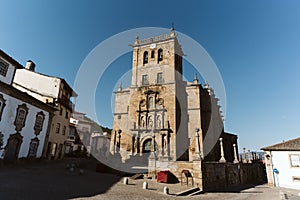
(219, 138, 226, 163)
(233, 144, 239, 163)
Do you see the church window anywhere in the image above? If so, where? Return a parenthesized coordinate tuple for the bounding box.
(0, 94, 6, 121)
(151, 50, 155, 58)
(142, 74, 148, 85)
(158, 49, 163, 62)
(0, 58, 9, 77)
(149, 97, 154, 109)
(143, 51, 148, 64)
(157, 72, 163, 84)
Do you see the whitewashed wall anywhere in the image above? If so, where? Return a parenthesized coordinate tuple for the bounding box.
(13, 69, 60, 99)
(0, 92, 50, 158)
(0, 57, 17, 85)
(271, 151, 300, 190)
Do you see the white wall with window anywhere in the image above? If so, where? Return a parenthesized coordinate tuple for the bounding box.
(269, 151, 300, 190)
(0, 92, 50, 159)
(0, 57, 18, 85)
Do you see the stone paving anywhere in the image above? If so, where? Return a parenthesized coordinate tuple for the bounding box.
(0, 158, 299, 200)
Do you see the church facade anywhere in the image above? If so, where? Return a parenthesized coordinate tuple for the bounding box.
(110, 28, 239, 186)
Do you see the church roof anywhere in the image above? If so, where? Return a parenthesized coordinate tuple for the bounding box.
(261, 137, 300, 151)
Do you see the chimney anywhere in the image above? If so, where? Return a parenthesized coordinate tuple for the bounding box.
(25, 60, 36, 71)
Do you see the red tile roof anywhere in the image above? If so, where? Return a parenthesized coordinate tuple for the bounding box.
(261, 137, 300, 151)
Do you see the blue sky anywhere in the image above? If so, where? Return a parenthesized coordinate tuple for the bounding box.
(1, 0, 300, 151)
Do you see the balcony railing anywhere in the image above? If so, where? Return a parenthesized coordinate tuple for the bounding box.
(55, 96, 75, 111)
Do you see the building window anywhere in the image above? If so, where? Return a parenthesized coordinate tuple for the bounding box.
(142, 74, 148, 85)
(293, 176, 300, 182)
(56, 123, 60, 134)
(59, 106, 63, 115)
(65, 111, 69, 119)
(62, 126, 66, 135)
(82, 127, 89, 132)
(290, 154, 300, 167)
(28, 137, 39, 158)
(151, 50, 155, 58)
(34, 111, 45, 135)
(157, 72, 163, 84)
(0, 94, 6, 121)
(158, 49, 163, 62)
(143, 51, 148, 65)
(14, 104, 29, 132)
(0, 58, 9, 77)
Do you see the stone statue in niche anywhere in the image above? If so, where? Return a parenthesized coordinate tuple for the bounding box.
(148, 116, 153, 128)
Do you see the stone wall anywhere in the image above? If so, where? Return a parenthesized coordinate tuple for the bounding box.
(202, 162, 266, 191)
(148, 159, 203, 190)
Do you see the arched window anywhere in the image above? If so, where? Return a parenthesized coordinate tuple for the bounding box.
(151, 50, 155, 58)
(149, 97, 154, 109)
(158, 49, 163, 62)
(143, 51, 148, 64)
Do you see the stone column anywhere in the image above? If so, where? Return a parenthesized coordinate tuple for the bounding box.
(242, 148, 247, 163)
(248, 150, 252, 163)
(219, 138, 226, 163)
(233, 144, 239, 163)
(193, 128, 202, 161)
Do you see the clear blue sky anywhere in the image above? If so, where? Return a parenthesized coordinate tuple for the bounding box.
(1, 0, 300, 151)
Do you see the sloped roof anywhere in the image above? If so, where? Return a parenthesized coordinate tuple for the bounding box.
(0, 49, 23, 69)
(261, 137, 300, 151)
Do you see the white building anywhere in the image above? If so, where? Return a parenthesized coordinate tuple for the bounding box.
(0, 50, 55, 161)
(262, 137, 300, 190)
(13, 62, 77, 159)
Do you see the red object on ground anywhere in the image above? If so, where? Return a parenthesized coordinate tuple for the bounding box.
(157, 170, 170, 183)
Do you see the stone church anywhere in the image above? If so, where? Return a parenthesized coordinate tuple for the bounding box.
(110, 27, 239, 184)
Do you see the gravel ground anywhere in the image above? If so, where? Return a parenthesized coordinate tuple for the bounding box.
(0, 158, 299, 200)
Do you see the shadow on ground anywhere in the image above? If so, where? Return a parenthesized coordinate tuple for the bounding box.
(0, 157, 123, 200)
